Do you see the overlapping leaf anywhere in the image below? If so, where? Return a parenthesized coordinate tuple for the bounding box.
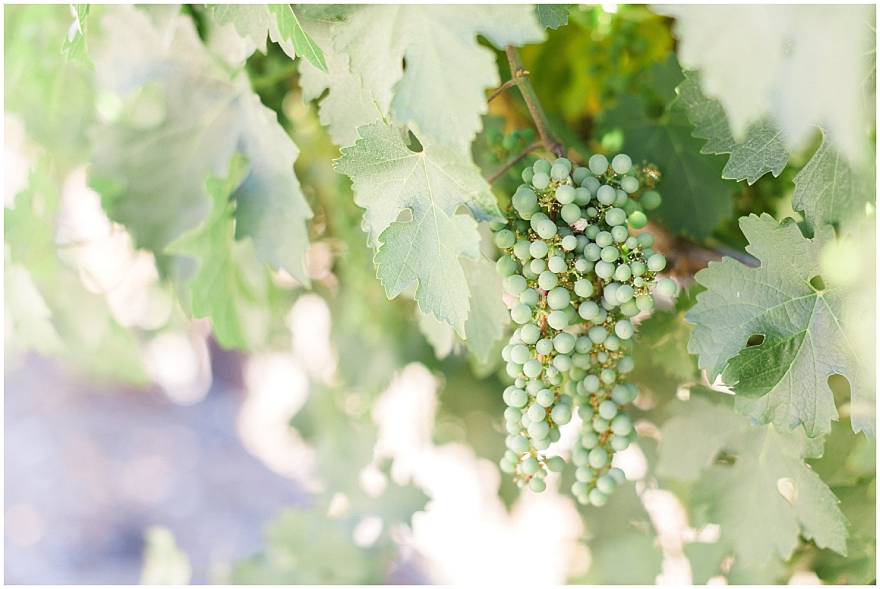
(686, 214, 871, 437)
(675, 69, 790, 184)
(332, 5, 544, 151)
(334, 121, 502, 334)
(89, 5, 312, 282)
(536, 5, 570, 30)
(62, 4, 93, 70)
(658, 395, 848, 565)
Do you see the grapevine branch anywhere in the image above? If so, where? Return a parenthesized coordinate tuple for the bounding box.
(486, 141, 542, 183)
(505, 46, 565, 158)
(488, 75, 528, 103)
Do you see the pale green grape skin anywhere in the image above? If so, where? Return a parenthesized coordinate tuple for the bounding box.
(595, 261, 614, 279)
(522, 167, 535, 184)
(554, 332, 576, 354)
(520, 323, 541, 344)
(556, 184, 576, 204)
(615, 264, 633, 282)
(560, 203, 581, 223)
(636, 233, 654, 248)
(548, 255, 567, 274)
(531, 340, 551, 358)
(530, 212, 548, 230)
(572, 447, 589, 466)
(611, 383, 637, 404)
(657, 278, 677, 297)
(553, 354, 572, 371)
(523, 359, 543, 378)
(528, 420, 550, 439)
(600, 246, 619, 263)
(547, 287, 571, 310)
(611, 225, 629, 243)
(500, 458, 515, 473)
(628, 211, 647, 229)
(614, 189, 629, 207)
(630, 261, 646, 277)
(592, 417, 609, 432)
(611, 153, 632, 174)
(611, 413, 633, 436)
(554, 157, 572, 172)
(588, 447, 608, 468)
(526, 380, 544, 394)
(610, 435, 630, 452)
(513, 240, 532, 261)
(529, 240, 549, 259)
(620, 175, 639, 193)
(511, 304, 532, 324)
(583, 177, 601, 194)
(575, 466, 593, 482)
(608, 467, 626, 485)
(505, 419, 522, 434)
(546, 455, 566, 472)
(625, 236, 639, 250)
(635, 294, 654, 311)
(533, 159, 551, 174)
(508, 388, 528, 408)
(572, 481, 590, 497)
(579, 301, 599, 321)
(647, 253, 666, 272)
(595, 231, 613, 247)
(580, 431, 599, 449)
(574, 187, 592, 206)
(596, 475, 617, 494)
(510, 344, 531, 364)
(504, 406, 522, 422)
(616, 284, 634, 303)
(529, 477, 547, 493)
(512, 187, 538, 213)
(588, 325, 608, 344)
(520, 288, 540, 307)
(528, 403, 547, 421)
(641, 190, 662, 210)
(589, 154, 609, 175)
(615, 319, 634, 339)
(597, 184, 616, 205)
(573, 278, 593, 298)
(494, 229, 515, 249)
(599, 400, 618, 420)
(532, 172, 550, 189)
(496, 255, 518, 277)
(522, 456, 540, 475)
(561, 234, 578, 251)
(537, 388, 555, 407)
(538, 270, 559, 290)
(600, 368, 616, 384)
(583, 374, 601, 392)
(572, 167, 591, 185)
(504, 274, 527, 294)
(618, 355, 635, 373)
(603, 334, 620, 351)
(551, 403, 572, 425)
(528, 258, 546, 274)
(586, 225, 601, 239)
(548, 310, 569, 330)
(605, 208, 627, 226)
(584, 243, 602, 261)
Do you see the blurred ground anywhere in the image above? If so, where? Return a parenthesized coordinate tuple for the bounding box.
(4, 352, 308, 584)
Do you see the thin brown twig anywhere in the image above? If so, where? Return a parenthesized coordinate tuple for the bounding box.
(505, 46, 564, 158)
(488, 75, 528, 103)
(486, 141, 542, 183)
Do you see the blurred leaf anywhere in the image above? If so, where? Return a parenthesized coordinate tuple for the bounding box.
(140, 526, 192, 585)
(634, 285, 700, 383)
(657, 394, 848, 565)
(334, 121, 502, 335)
(535, 5, 570, 30)
(62, 4, 94, 70)
(90, 5, 312, 283)
(812, 481, 876, 584)
(461, 256, 509, 364)
(4, 250, 65, 361)
(674, 70, 790, 184)
(792, 130, 876, 236)
(166, 154, 281, 349)
(687, 213, 872, 437)
(598, 55, 736, 240)
(332, 5, 544, 151)
(418, 311, 456, 360)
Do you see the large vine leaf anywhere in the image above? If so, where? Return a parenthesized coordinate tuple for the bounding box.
(332, 5, 544, 151)
(334, 121, 502, 334)
(89, 5, 312, 283)
(535, 5, 570, 30)
(792, 131, 876, 236)
(209, 4, 327, 71)
(166, 155, 279, 350)
(674, 69, 790, 184)
(297, 16, 380, 147)
(657, 395, 848, 565)
(598, 55, 735, 240)
(686, 213, 871, 437)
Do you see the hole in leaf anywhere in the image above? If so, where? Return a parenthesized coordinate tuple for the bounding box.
(394, 209, 413, 223)
(809, 275, 826, 291)
(827, 373, 852, 406)
(777, 477, 797, 506)
(713, 450, 737, 467)
(746, 334, 765, 347)
(405, 130, 423, 153)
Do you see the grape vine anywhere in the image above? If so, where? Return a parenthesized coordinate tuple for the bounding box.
(492, 152, 673, 505)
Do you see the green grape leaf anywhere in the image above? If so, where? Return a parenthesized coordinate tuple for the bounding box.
(535, 4, 570, 30)
(332, 5, 544, 151)
(209, 4, 327, 71)
(686, 213, 871, 437)
(417, 310, 456, 360)
(61, 4, 93, 70)
(657, 395, 848, 565)
(334, 121, 502, 334)
(634, 285, 701, 383)
(792, 130, 876, 235)
(598, 56, 735, 240)
(297, 16, 380, 147)
(4, 254, 65, 360)
(140, 526, 192, 585)
(461, 256, 509, 363)
(813, 482, 877, 585)
(674, 70, 790, 184)
(166, 155, 279, 350)
(90, 6, 312, 283)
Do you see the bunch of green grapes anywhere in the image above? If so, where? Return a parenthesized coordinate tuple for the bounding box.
(492, 153, 674, 506)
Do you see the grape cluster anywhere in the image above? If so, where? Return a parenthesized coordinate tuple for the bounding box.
(492, 153, 674, 506)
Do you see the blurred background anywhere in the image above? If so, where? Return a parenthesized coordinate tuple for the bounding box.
(5, 3, 875, 584)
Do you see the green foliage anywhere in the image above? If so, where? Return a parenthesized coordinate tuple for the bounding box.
(598, 55, 737, 240)
(140, 526, 192, 585)
(675, 70, 790, 184)
(535, 5, 570, 30)
(657, 394, 848, 565)
(634, 285, 701, 383)
(687, 214, 871, 437)
(62, 4, 93, 70)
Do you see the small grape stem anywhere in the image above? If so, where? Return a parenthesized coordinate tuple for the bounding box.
(486, 141, 543, 183)
(488, 75, 528, 103)
(505, 46, 565, 159)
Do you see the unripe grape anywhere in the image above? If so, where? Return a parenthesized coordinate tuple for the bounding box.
(551, 403, 573, 425)
(584, 243, 602, 261)
(553, 354, 572, 371)
(657, 278, 677, 297)
(574, 279, 594, 298)
(586, 224, 601, 239)
(605, 208, 627, 226)
(504, 406, 522, 422)
(600, 368, 617, 384)
(511, 303, 532, 324)
(532, 172, 550, 189)
(528, 403, 546, 421)
(520, 288, 540, 307)
(560, 203, 581, 223)
(599, 400, 619, 420)
(561, 234, 578, 251)
(513, 240, 532, 261)
(595, 231, 613, 247)
(546, 455, 566, 472)
(608, 467, 626, 485)
(595, 261, 614, 279)
(538, 270, 558, 290)
(628, 211, 647, 229)
(647, 253, 666, 272)
(588, 325, 608, 344)
(555, 185, 575, 205)
(548, 255, 567, 274)
(580, 431, 599, 449)
(508, 388, 528, 408)
(536, 338, 554, 355)
(572, 167, 591, 185)
(597, 185, 617, 205)
(536, 219, 558, 239)
(603, 334, 620, 351)
(611, 225, 629, 243)
(636, 233, 654, 248)
(635, 294, 654, 311)
(496, 255, 518, 277)
(601, 246, 620, 263)
(504, 274, 527, 294)
(533, 159, 551, 174)
(615, 319, 634, 339)
(589, 447, 608, 468)
(529, 477, 547, 493)
(611, 413, 633, 436)
(494, 229, 515, 249)
(574, 187, 592, 206)
(641, 190, 662, 210)
(578, 301, 599, 320)
(522, 167, 534, 184)
(529, 239, 548, 259)
(554, 332, 576, 354)
(611, 383, 637, 404)
(512, 187, 538, 213)
(589, 154, 609, 175)
(583, 176, 601, 194)
(596, 475, 617, 494)
(521, 456, 540, 475)
(616, 284, 634, 303)
(614, 263, 632, 282)
(537, 388, 555, 407)
(614, 189, 628, 207)
(528, 420, 550, 439)
(610, 435, 630, 452)
(630, 261, 646, 276)
(618, 355, 635, 373)
(621, 175, 639, 193)
(548, 310, 569, 330)
(611, 153, 632, 174)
